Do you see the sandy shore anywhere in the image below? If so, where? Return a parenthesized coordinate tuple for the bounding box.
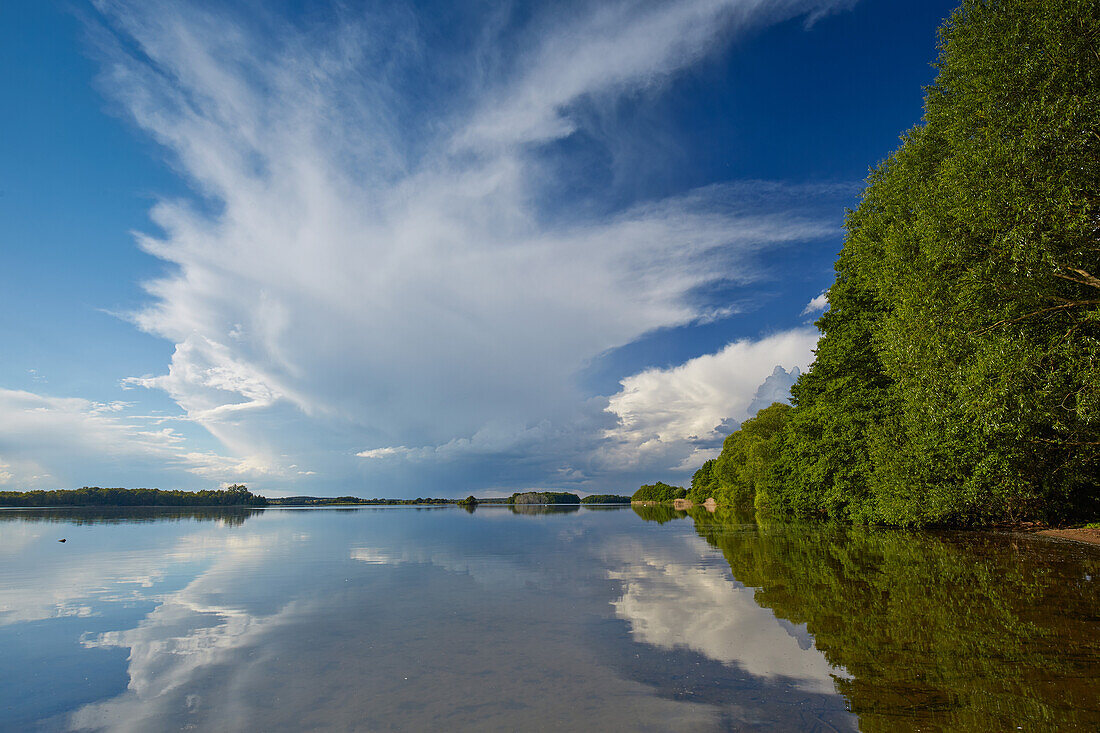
(1037, 527, 1100, 546)
(660, 498, 719, 511)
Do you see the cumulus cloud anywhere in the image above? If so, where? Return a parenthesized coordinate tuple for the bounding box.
(745, 364, 801, 415)
(600, 329, 817, 472)
(801, 292, 829, 315)
(76, 0, 853, 492)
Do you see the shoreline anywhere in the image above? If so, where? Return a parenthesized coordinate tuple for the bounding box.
(1035, 527, 1100, 547)
(632, 499, 1100, 545)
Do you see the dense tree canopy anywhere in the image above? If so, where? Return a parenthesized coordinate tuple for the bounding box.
(631, 482, 687, 503)
(687, 403, 790, 508)
(692, 0, 1100, 526)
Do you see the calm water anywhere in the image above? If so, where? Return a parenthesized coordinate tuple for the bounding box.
(1, 505, 1097, 732)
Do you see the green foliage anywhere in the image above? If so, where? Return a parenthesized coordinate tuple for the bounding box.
(766, 251, 893, 521)
(0, 485, 267, 508)
(688, 511, 1100, 730)
(457, 495, 478, 505)
(708, 403, 791, 510)
(686, 459, 717, 504)
(630, 504, 688, 523)
(755, 0, 1100, 526)
(579, 494, 632, 504)
(510, 491, 581, 504)
(631, 482, 686, 503)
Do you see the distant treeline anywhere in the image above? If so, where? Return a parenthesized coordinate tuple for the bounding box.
(267, 493, 587, 506)
(0, 488, 633, 509)
(268, 496, 466, 506)
(0, 485, 267, 508)
(580, 494, 631, 504)
(674, 0, 1100, 527)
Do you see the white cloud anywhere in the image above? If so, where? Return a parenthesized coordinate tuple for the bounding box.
(0, 521, 273, 628)
(350, 545, 534, 590)
(79, 597, 302, 707)
(80, 0, 852, 491)
(57, 515, 724, 732)
(801, 292, 829, 315)
(600, 328, 818, 471)
(0, 388, 279, 488)
(355, 446, 412, 460)
(123, 336, 285, 421)
(61, 527, 311, 732)
(607, 539, 848, 694)
(459, 0, 853, 150)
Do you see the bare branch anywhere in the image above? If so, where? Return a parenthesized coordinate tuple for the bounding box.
(1055, 267, 1100, 290)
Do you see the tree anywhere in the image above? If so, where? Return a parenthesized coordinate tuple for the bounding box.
(696, 403, 791, 510)
(687, 459, 717, 504)
(766, 0, 1100, 525)
(631, 482, 686, 503)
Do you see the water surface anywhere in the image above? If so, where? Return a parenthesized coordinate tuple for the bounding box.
(0, 505, 1097, 731)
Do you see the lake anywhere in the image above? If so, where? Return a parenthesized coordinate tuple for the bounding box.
(1, 505, 1097, 731)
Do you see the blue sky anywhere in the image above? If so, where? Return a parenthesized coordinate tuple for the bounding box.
(0, 0, 959, 497)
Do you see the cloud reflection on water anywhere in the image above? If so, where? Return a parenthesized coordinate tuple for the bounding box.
(608, 540, 848, 694)
(0, 508, 862, 731)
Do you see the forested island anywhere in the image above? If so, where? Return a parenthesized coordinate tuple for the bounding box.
(580, 494, 632, 504)
(648, 0, 1100, 528)
(510, 491, 580, 504)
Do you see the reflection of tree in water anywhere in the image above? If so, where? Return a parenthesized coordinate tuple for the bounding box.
(689, 512, 1100, 730)
(630, 505, 687, 524)
(0, 507, 262, 526)
(508, 504, 580, 515)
